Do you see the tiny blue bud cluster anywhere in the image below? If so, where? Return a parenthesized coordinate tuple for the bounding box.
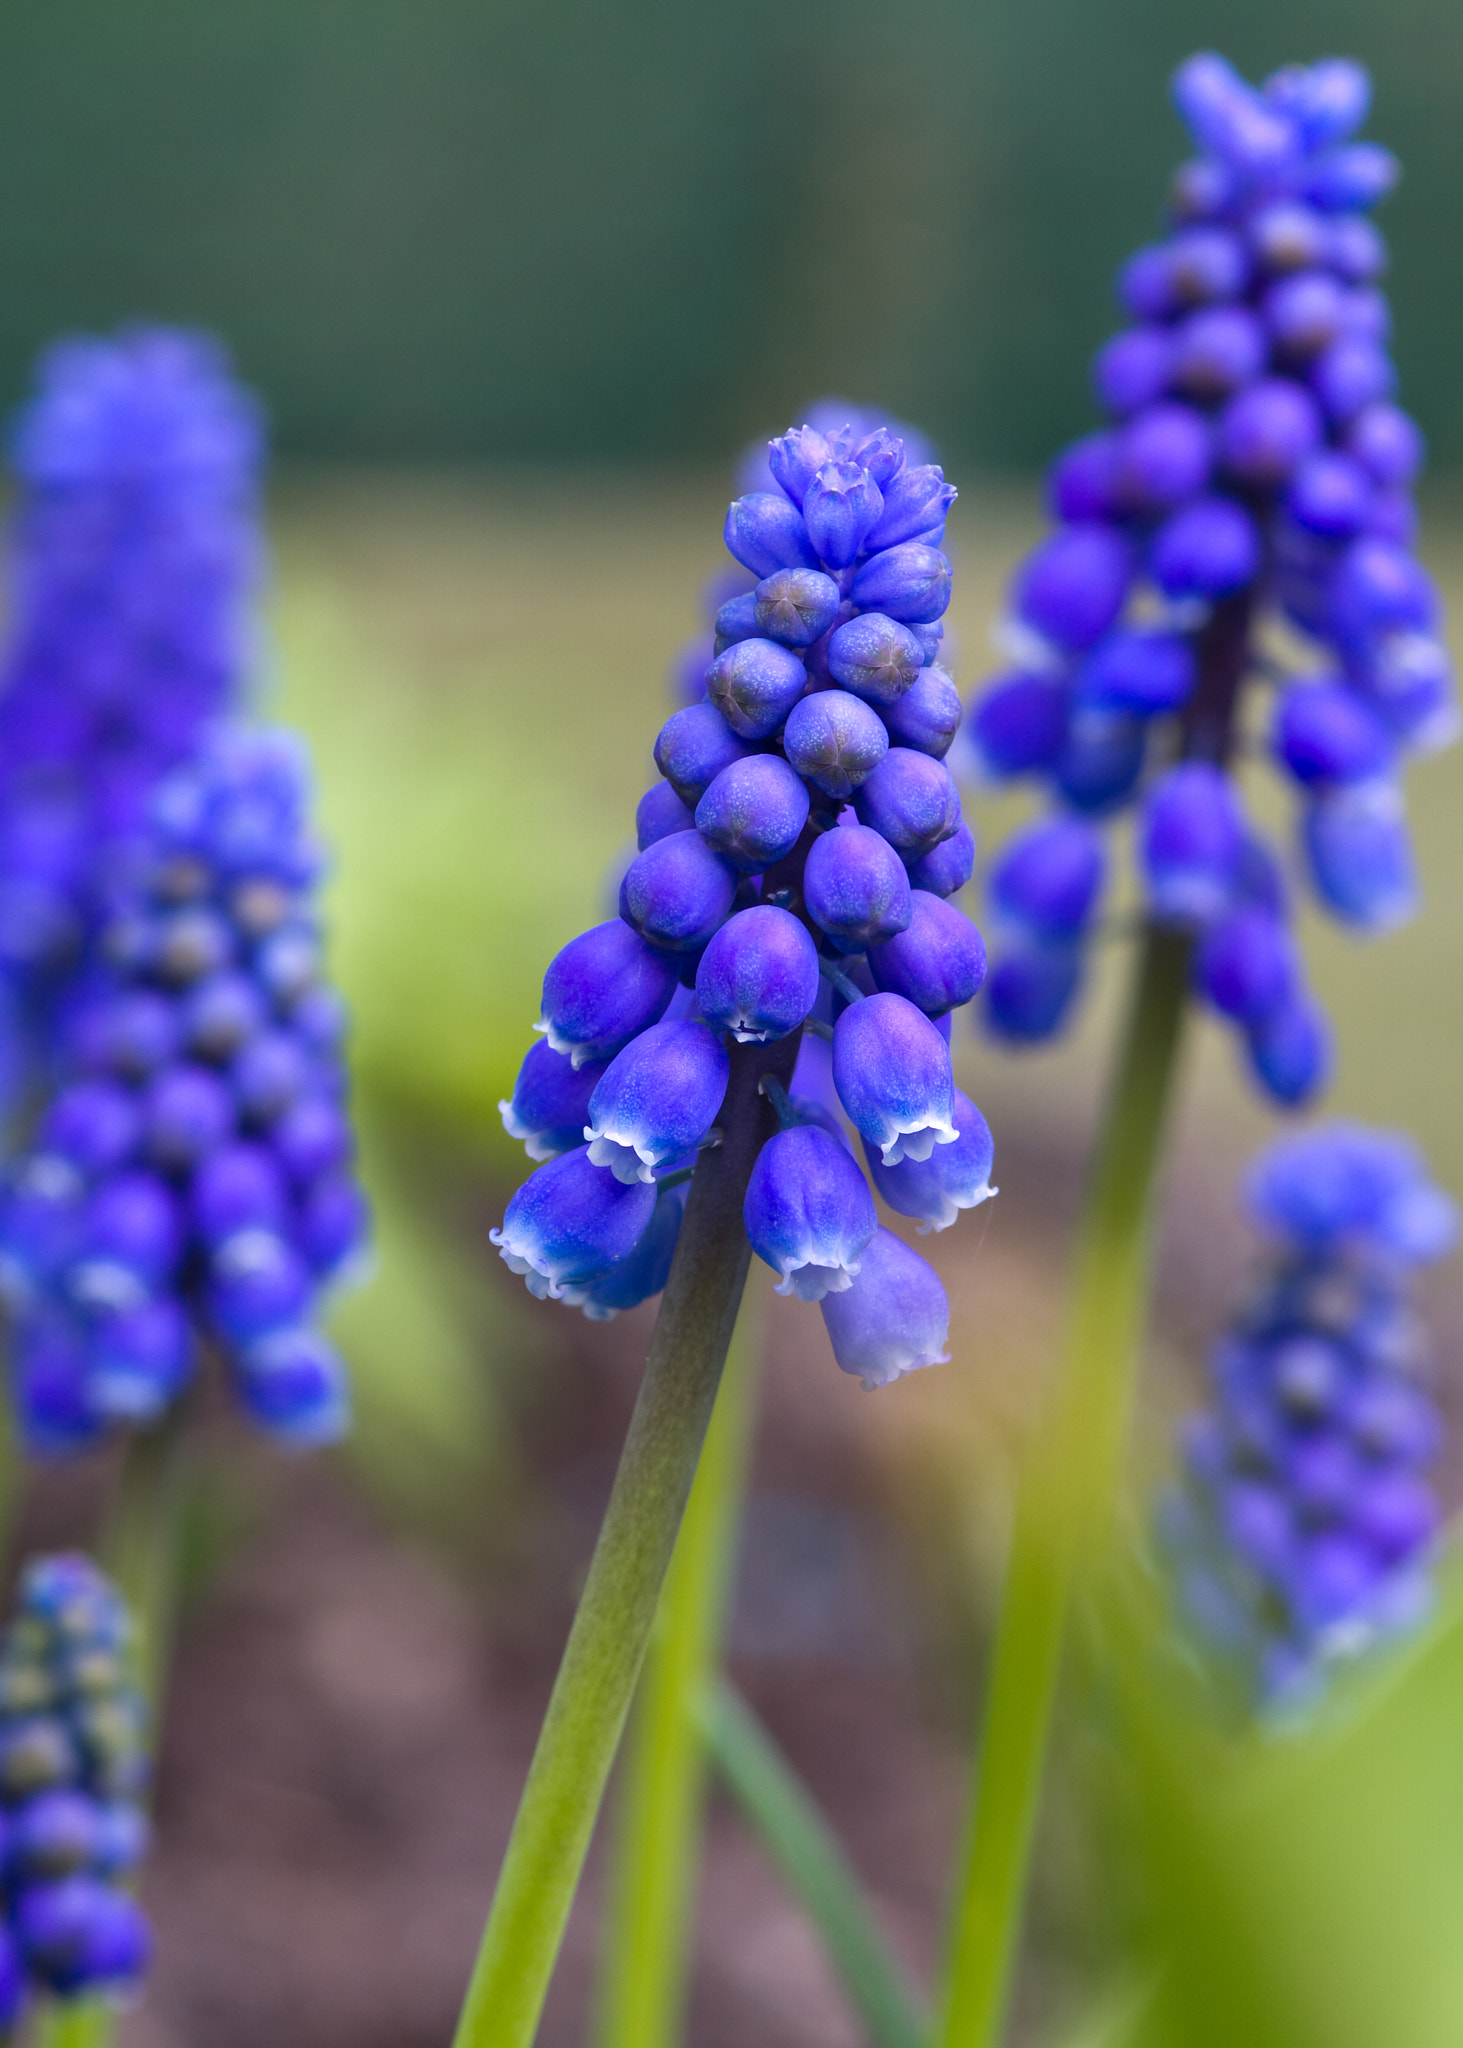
(0, 330, 262, 1080)
(1162, 1122, 1456, 1708)
(499, 411, 994, 1385)
(0, 728, 364, 1452)
(0, 1554, 152, 2022)
(968, 55, 1451, 1106)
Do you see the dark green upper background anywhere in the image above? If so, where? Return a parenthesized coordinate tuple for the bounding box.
(5, 0, 1461, 469)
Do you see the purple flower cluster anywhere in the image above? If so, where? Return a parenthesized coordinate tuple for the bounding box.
(968, 55, 1450, 1107)
(0, 728, 364, 1452)
(0, 330, 261, 1040)
(0, 1554, 151, 2022)
(1163, 1123, 1455, 1707)
(497, 415, 994, 1386)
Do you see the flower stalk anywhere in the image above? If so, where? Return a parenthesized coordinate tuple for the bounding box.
(453, 1033, 798, 2048)
(937, 595, 1250, 2048)
(593, 1278, 762, 2048)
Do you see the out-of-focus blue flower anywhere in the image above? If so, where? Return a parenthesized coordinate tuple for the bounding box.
(1163, 1120, 1454, 1708)
(0, 728, 364, 1450)
(0, 329, 262, 1126)
(0, 1554, 153, 2015)
(963, 54, 1446, 1109)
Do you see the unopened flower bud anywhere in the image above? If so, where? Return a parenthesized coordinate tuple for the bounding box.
(803, 461, 884, 568)
(803, 823, 912, 949)
(782, 689, 888, 799)
(694, 905, 820, 1043)
(753, 567, 842, 648)
(695, 755, 810, 873)
(723, 492, 819, 578)
(706, 638, 808, 740)
(619, 831, 737, 954)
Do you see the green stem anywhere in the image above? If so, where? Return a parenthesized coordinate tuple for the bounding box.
(593, 1280, 762, 2048)
(102, 1409, 190, 1707)
(703, 1679, 927, 2048)
(29, 2003, 110, 2048)
(452, 1033, 799, 2048)
(935, 591, 1254, 2048)
(934, 928, 1190, 2048)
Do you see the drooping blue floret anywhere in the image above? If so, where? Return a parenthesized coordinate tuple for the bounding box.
(743, 1124, 877, 1301)
(584, 1020, 730, 1185)
(492, 1144, 658, 1301)
(0, 1554, 153, 2016)
(864, 1089, 996, 1233)
(832, 992, 959, 1166)
(964, 52, 1446, 1107)
(1163, 1122, 1454, 1708)
(0, 727, 365, 1450)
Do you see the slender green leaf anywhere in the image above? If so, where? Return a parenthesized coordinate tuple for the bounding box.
(702, 1678, 926, 2048)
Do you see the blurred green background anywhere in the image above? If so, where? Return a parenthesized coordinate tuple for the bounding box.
(3, 0, 1463, 466)
(11, 6, 1463, 2045)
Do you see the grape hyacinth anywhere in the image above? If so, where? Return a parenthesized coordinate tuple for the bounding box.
(0, 330, 261, 1088)
(0, 1554, 151, 2021)
(1164, 1123, 1455, 1707)
(967, 55, 1451, 1107)
(0, 727, 365, 1451)
(497, 409, 993, 1387)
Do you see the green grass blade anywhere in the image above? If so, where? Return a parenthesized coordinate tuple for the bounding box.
(701, 1678, 926, 2048)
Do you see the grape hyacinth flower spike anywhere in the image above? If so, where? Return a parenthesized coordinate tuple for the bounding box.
(496, 407, 988, 1351)
(470, 411, 993, 2048)
(0, 1554, 153, 2023)
(965, 52, 1450, 1109)
(0, 330, 261, 1097)
(0, 726, 367, 1452)
(1164, 1122, 1454, 1709)
(937, 58, 1447, 2048)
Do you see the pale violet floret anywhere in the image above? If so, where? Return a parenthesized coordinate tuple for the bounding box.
(820, 1226, 951, 1389)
